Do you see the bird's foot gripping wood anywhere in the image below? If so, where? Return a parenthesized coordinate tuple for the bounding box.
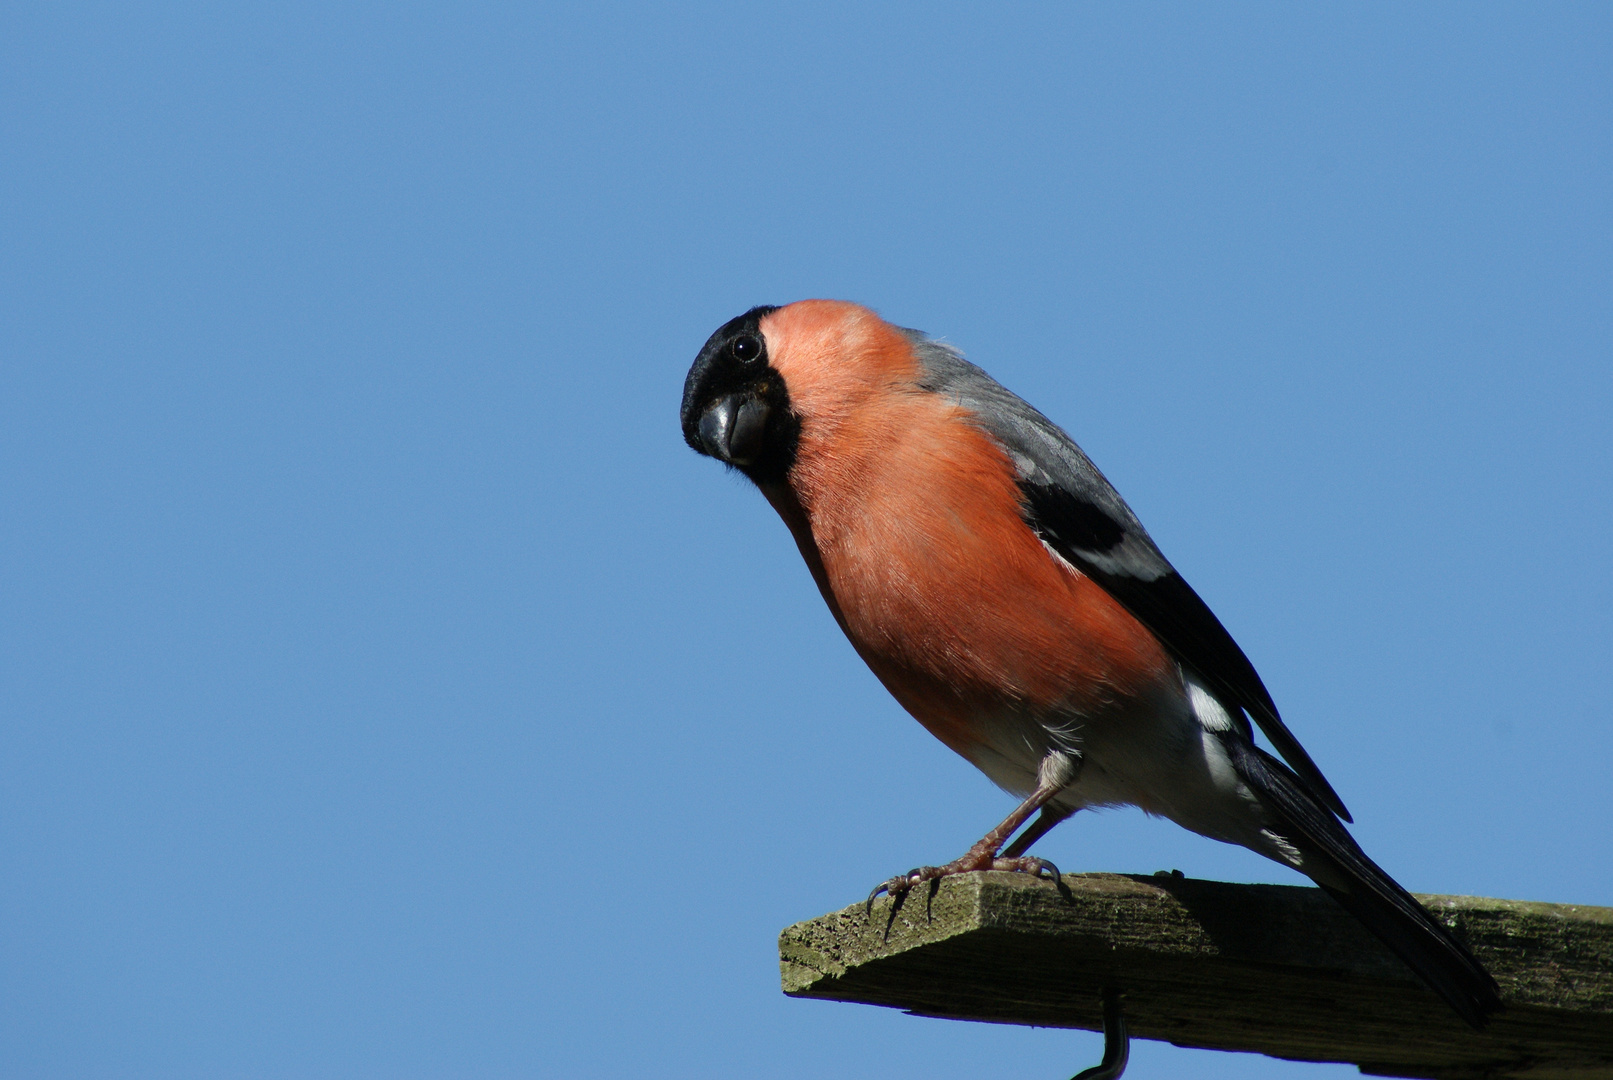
(866, 848, 1062, 913)
(865, 784, 1072, 915)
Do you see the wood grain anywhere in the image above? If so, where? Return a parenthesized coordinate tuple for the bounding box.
(778, 872, 1613, 1079)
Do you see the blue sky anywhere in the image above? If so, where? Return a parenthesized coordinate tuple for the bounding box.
(2, 4, 1608, 1078)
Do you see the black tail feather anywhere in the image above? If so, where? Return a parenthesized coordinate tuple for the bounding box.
(1223, 735, 1503, 1029)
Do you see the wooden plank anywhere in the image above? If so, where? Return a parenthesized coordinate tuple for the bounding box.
(778, 872, 1613, 1079)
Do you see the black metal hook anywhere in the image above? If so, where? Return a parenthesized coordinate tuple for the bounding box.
(1070, 988, 1128, 1080)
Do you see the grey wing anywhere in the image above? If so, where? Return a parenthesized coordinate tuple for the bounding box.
(907, 330, 1352, 823)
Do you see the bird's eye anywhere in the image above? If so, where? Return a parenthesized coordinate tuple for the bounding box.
(731, 335, 762, 363)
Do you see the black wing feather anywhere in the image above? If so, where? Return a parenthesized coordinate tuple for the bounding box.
(906, 331, 1499, 1027)
(908, 332, 1352, 821)
(1021, 480, 1351, 822)
(1222, 734, 1502, 1028)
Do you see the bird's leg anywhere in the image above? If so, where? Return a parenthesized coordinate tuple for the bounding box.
(1001, 804, 1076, 859)
(868, 781, 1066, 909)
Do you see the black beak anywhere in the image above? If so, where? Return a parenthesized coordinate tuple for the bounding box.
(697, 394, 771, 466)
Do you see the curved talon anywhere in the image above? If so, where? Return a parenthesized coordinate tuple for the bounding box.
(869, 855, 1066, 915)
(1039, 858, 1077, 902)
(985, 855, 1061, 881)
(865, 877, 902, 913)
(866, 868, 925, 914)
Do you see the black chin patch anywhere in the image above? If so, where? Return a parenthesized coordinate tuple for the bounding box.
(680, 305, 799, 484)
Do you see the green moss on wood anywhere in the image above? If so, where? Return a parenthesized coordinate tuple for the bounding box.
(779, 872, 1613, 1079)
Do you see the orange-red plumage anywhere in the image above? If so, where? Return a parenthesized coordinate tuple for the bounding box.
(679, 298, 1502, 1027)
(757, 301, 1177, 770)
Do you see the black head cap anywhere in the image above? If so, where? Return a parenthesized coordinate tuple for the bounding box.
(680, 305, 799, 483)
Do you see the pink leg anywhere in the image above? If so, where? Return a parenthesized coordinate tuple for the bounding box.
(867, 782, 1066, 909)
(1001, 804, 1075, 858)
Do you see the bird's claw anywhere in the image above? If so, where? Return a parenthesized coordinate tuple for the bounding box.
(866, 866, 939, 914)
(991, 855, 1061, 881)
(865, 855, 1063, 915)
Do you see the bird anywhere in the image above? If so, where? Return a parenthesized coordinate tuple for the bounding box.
(679, 299, 1502, 1028)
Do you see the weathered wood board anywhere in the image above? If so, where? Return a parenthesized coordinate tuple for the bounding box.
(779, 872, 1613, 1079)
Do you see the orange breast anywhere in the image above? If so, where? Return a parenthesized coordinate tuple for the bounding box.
(759, 302, 1178, 760)
(824, 405, 1176, 756)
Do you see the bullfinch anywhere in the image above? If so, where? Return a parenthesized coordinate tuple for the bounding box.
(680, 299, 1501, 1028)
